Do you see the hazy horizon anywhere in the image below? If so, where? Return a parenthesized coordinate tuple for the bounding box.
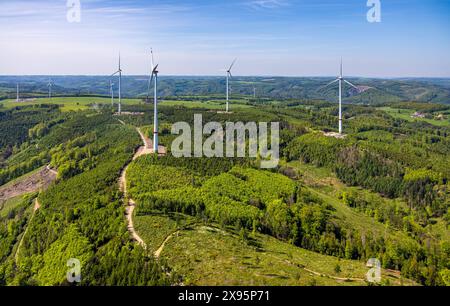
(1, 74, 450, 79)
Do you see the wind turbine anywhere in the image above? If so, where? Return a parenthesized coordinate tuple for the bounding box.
(319, 59, 359, 135)
(16, 83, 19, 102)
(111, 54, 122, 115)
(109, 80, 114, 108)
(147, 49, 159, 153)
(225, 58, 237, 113)
(47, 80, 53, 98)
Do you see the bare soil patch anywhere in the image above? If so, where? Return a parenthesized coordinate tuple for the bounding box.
(0, 166, 57, 204)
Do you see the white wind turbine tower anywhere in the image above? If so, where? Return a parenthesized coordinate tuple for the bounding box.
(225, 58, 237, 113)
(147, 49, 159, 153)
(16, 83, 19, 102)
(47, 80, 53, 98)
(111, 54, 122, 115)
(320, 59, 359, 135)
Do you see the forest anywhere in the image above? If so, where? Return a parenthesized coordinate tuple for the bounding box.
(0, 108, 173, 285)
(0, 98, 448, 286)
(128, 154, 449, 286)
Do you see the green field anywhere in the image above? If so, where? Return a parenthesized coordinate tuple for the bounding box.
(380, 107, 450, 127)
(1, 97, 143, 111)
(1, 97, 254, 112)
(160, 99, 254, 110)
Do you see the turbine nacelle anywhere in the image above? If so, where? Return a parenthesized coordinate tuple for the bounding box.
(150, 49, 159, 75)
(152, 64, 159, 76)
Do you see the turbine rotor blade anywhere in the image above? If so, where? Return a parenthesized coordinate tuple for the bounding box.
(317, 79, 339, 91)
(151, 48, 156, 71)
(344, 79, 358, 90)
(147, 49, 157, 102)
(229, 58, 237, 71)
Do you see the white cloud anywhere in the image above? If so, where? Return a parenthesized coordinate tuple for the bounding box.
(247, 0, 288, 9)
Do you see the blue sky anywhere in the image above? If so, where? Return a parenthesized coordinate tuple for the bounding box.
(0, 0, 449, 77)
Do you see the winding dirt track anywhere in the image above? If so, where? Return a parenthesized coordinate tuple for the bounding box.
(301, 266, 364, 282)
(118, 127, 150, 249)
(118, 123, 166, 250)
(154, 224, 224, 258)
(154, 234, 174, 258)
(119, 159, 146, 248)
(15, 199, 41, 263)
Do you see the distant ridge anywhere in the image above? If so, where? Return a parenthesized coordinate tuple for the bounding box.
(1, 76, 449, 104)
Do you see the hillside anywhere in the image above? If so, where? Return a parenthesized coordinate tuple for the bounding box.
(0, 97, 449, 286)
(1, 76, 450, 104)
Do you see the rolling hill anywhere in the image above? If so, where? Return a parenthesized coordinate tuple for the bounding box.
(1, 76, 450, 105)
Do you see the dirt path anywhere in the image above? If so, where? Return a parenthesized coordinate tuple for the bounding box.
(301, 266, 364, 282)
(45, 165, 58, 176)
(137, 127, 167, 156)
(154, 225, 225, 258)
(133, 128, 153, 160)
(15, 198, 41, 263)
(154, 230, 178, 258)
(126, 200, 146, 248)
(119, 154, 147, 250)
(117, 121, 166, 250)
(117, 119, 166, 155)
